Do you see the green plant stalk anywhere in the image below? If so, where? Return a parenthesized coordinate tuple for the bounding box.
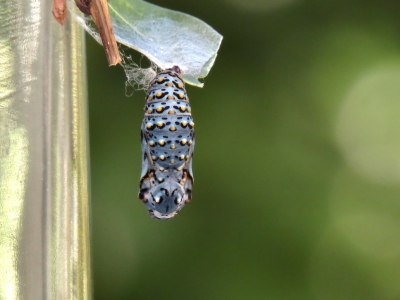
(0, 1, 91, 299)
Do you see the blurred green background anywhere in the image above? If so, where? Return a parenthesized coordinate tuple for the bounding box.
(86, 0, 400, 299)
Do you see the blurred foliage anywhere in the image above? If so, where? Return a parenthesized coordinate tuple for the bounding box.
(86, 0, 400, 299)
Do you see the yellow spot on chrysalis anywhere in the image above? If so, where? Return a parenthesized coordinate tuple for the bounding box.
(146, 123, 153, 129)
(170, 159, 175, 164)
(159, 167, 165, 171)
(189, 140, 193, 145)
(178, 83, 183, 88)
(170, 144, 176, 149)
(148, 96, 153, 101)
(168, 95, 174, 100)
(167, 82, 173, 87)
(179, 94, 184, 99)
(156, 107, 163, 112)
(188, 107, 191, 113)
(168, 110, 175, 114)
(181, 139, 187, 145)
(181, 121, 187, 126)
(157, 121, 164, 127)
(177, 74, 183, 79)
(147, 108, 152, 113)
(190, 122, 195, 127)
(158, 177, 164, 182)
(157, 77, 163, 82)
(179, 155, 185, 160)
(155, 197, 161, 203)
(160, 155, 165, 161)
(149, 141, 155, 146)
(159, 140, 165, 146)
(151, 156, 157, 160)
(156, 92, 162, 97)
(177, 165, 184, 171)
(170, 126, 176, 131)
(180, 106, 186, 112)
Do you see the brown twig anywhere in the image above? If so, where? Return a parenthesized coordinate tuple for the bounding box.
(53, 0, 122, 66)
(89, 0, 121, 66)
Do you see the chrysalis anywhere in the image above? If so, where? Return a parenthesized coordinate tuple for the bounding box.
(138, 66, 194, 220)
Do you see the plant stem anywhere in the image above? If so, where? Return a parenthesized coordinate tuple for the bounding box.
(0, 1, 91, 299)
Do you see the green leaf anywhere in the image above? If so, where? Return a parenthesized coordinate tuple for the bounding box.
(72, 0, 223, 87)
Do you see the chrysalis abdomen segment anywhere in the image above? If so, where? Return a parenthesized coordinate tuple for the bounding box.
(139, 66, 195, 219)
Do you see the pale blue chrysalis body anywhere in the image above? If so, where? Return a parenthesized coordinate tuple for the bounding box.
(138, 66, 194, 220)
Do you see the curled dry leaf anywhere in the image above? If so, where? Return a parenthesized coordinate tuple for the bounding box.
(52, 0, 67, 25)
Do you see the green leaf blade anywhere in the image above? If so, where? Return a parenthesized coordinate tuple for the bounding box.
(109, 0, 223, 86)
